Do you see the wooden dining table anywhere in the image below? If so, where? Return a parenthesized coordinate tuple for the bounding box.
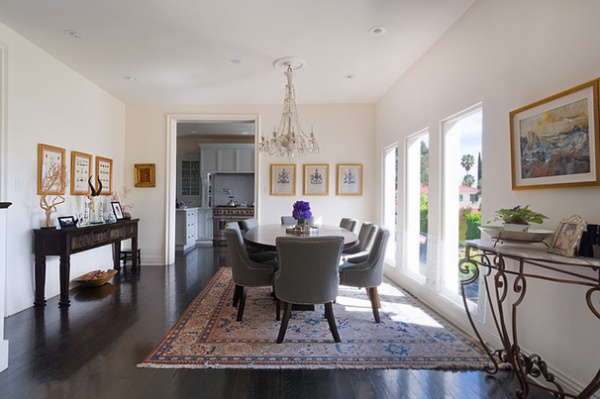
(243, 224, 359, 251)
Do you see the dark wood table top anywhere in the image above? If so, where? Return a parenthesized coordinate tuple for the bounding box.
(243, 224, 358, 250)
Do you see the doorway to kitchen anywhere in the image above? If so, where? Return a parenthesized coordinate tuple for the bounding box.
(165, 114, 259, 265)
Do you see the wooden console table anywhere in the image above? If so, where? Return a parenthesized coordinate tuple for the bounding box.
(33, 219, 139, 308)
(459, 239, 600, 399)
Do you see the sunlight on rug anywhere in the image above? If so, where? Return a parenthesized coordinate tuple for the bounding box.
(138, 267, 489, 369)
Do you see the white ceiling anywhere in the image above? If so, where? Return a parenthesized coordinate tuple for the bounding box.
(0, 0, 476, 107)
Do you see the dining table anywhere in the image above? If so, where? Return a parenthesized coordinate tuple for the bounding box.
(243, 223, 359, 251)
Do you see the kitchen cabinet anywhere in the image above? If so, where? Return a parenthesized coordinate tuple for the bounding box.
(200, 144, 254, 173)
(176, 208, 198, 252)
(197, 207, 213, 241)
(177, 153, 201, 207)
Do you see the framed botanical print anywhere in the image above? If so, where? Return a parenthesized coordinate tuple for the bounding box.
(336, 164, 363, 195)
(37, 143, 66, 195)
(510, 79, 600, 190)
(303, 164, 329, 195)
(270, 164, 296, 196)
(70, 151, 92, 195)
(95, 156, 113, 195)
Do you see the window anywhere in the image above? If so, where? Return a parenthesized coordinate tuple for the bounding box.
(441, 105, 483, 308)
(404, 131, 429, 281)
(382, 144, 398, 265)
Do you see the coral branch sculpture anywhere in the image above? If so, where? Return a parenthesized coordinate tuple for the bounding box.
(39, 162, 67, 228)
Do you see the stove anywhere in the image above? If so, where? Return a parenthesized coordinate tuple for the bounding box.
(212, 206, 255, 246)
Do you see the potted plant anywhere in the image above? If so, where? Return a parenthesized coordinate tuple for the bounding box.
(490, 205, 548, 231)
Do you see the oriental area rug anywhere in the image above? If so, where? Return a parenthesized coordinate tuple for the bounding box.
(138, 267, 489, 370)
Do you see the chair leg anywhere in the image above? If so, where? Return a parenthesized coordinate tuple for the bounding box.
(276, 302, 292, 343)
(324, 302, 341, 342)
(276, 298, 281, 321)
(233, 284, 243, 307)
(236, 286, 247, 322)
(367, 287, 381, 323)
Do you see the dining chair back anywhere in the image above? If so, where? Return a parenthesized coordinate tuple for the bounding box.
(280, 216, 296, 225)
(274, 235, 344, 343)
(224, 222, 277, 322)
(239, 218, 259, 232)
(339, 218, 358, 233)
(339, 228, 390, 323)
(342, 222, 379, 263)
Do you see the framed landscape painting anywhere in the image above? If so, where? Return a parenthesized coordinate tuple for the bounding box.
(270, 164, 296, 196)
(510, 79, 600, 190)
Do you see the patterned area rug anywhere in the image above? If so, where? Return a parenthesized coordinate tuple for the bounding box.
(138, 267, 488, 369)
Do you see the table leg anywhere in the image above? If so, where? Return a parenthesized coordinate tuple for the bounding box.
(58, 255, 71, 308)
(34, 255, 47, 307)
(131, 236, 138, 268)
(113, 241, 121, 270)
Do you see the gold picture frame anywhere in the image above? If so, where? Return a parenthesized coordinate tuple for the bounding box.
(37, 143, 66, 195)
(70, 151, 92, 195)
(336, 164, 363, 196)
(134, 163, 156, 187)
(270, 164, 296, 196)
(548, 215, 587, 257)
(95, 156, 113, 195)
(510, 79, 600, 190)
(303, 164, 329, 195)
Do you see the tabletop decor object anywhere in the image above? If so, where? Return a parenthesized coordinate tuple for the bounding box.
(74, 269, 118, 287)
(548, 214, 587, 257)
(489, 204, 548, 231)
(287, 200, 318, 234)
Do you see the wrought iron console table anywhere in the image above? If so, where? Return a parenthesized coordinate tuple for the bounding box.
(459, 239, 600, 399)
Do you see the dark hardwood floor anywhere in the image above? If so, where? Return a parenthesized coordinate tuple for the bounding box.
(0, 246, 555, 399)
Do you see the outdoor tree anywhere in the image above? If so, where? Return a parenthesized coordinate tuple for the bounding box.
(460, 154, 475, 187)
(462, 174, 475, 187)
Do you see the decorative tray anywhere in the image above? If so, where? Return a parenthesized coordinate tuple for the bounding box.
(478, 225, 555, 243)
(74, 269, 118, 286)
(285, 225, 319, 235)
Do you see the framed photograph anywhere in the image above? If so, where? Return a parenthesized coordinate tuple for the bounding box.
(336, 164, 363, 195)
(111, 202, 124, 220)
(270, 164, 296, 196)
(70, 151, 92, 195)
(510, 79, 600, 190)
(549, 215, 587, 257)
(58, 216, 77, 229)
(134, 163, 156, 187)
(303, 164, 329, 195)
(95, 156, 113, 195)
(37, 144, 66, 195)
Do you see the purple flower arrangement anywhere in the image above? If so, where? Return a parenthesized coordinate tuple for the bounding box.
(292, 200, 312, 223)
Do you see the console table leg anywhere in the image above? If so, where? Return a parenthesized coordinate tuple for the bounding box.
(58, 255, 71, 308)
(131, 236, 138, 269)
(34, 255, 47, 307)
(112, 242, 121, 271)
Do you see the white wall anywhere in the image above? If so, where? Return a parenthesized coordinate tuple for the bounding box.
(0, 22, 126, 315)
(125, 103, 376, 265)
(376, 0, 600, 393)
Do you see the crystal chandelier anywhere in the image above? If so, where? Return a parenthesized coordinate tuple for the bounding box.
(258, 57, 319, 159)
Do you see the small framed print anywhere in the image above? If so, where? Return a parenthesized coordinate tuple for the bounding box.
(70, 151, 92, 195)
(303, 164, 329, 195)
(549, 215, 587, 257)
(38, 144, 66, 195)
(336, 164, 363, 196)
(111, 202, 124, 220)
(134, 163, 156, 187)
(58, 216, 77, 229)
(270, 164, 296, 196)
(95, 156, 113, 195)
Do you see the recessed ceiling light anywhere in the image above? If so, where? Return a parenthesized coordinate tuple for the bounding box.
(123, 76, 137, 82)
(230, 58, 242, 65)
(345, 74, 355, 79)
(63, 29, 85, 39)
(368, 26, 387, 37)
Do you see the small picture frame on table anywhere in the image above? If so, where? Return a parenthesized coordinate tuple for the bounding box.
(111, 202, 125, 220)
(548, 215, 587, 257)
(58, 216, 77, 229)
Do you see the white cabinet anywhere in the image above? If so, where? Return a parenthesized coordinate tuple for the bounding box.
(176, 208, 198, 252)
(200, 144, 254, 173)
(197, 208, 213, 241)
(177, 153, 201, 207)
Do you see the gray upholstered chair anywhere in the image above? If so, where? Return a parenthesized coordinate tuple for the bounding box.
(339, 228, 390, 323)
(342, 222, 379, 263)
(224, 223, 277, 322)
(339, 218, 358, 233)
(238, 218, 277, 262)
(274, 236, 344, 343)
(280, 216, 296, 225)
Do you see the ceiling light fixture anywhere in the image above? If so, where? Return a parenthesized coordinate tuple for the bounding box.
(63, 29, 84, 39)
(368, 26, 387, 37)
(258, 57, 319, 159)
